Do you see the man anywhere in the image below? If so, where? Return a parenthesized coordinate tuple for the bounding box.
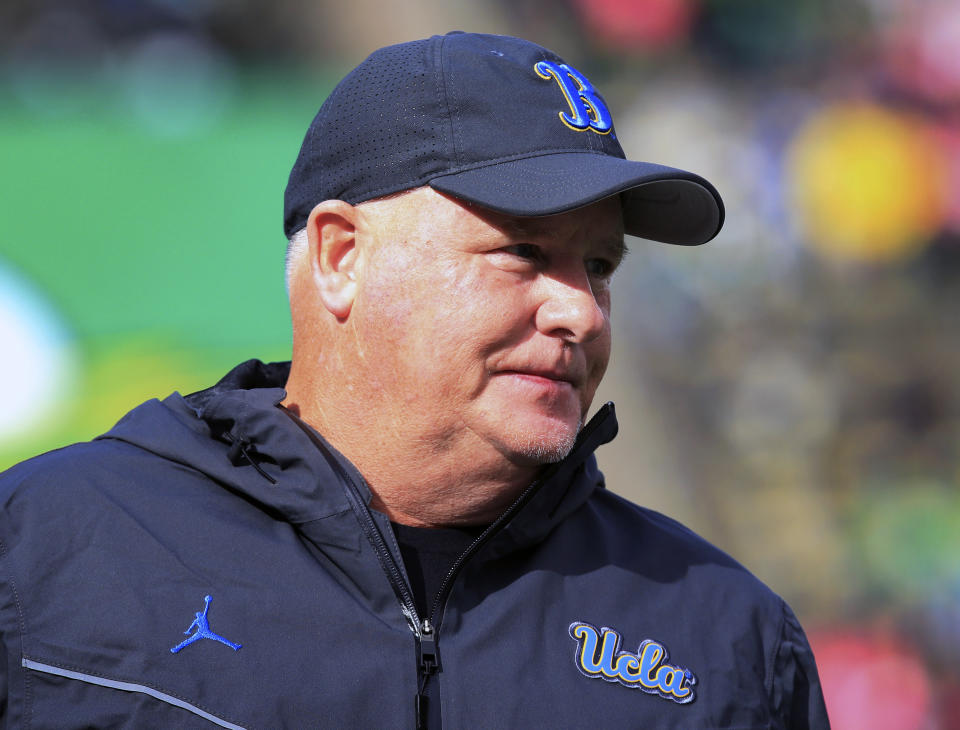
(0, 32, 828, 728)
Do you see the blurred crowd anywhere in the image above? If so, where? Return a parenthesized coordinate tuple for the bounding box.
(2, 1, 959, 727)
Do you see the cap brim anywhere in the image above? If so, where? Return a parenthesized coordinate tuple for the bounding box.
(429, 152, 724, 246)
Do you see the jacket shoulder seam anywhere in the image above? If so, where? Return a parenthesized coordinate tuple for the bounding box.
(766, 597, 789, 718)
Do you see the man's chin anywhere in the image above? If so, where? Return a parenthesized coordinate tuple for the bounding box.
(476, 389, 586, 465)
(497, 418, 583, 466)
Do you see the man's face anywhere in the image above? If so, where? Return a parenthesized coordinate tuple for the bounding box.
(350, 188, 624, 468)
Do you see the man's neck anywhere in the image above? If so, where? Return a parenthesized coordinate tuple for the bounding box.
(281, 390, 539, 528)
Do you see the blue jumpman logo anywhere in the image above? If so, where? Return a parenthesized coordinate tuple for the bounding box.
(170, 595, 242, 653)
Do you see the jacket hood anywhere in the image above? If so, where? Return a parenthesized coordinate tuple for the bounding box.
(99, 359, 619, 549)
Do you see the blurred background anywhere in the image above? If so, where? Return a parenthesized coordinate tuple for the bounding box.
(1, 0, 958, 726)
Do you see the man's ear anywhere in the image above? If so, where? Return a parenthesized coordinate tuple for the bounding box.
(306, 200, 361, 320)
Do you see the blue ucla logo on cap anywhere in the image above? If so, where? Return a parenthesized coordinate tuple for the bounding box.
(534, 61, 613, 135)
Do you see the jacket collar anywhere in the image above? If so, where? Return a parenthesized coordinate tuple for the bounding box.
(484, 401, 617, 556)
(103, 360, 356, 523)
(102, 359, 618, 550)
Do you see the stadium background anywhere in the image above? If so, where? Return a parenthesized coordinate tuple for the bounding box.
(1, 0, 958, 726)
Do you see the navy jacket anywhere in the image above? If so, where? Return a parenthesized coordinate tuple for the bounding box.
(0, 360, 829, 728)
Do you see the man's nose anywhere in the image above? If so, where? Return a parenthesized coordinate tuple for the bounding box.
(534, 271, 607, 343)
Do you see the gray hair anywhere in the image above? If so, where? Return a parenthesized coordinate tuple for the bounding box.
(285, 227, 309, 294)
(285, 190, 415, 292)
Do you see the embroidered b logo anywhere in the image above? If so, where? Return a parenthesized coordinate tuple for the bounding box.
(534, 61, 613, 135)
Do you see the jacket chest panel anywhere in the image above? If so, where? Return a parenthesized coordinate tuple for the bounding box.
(435, 561, 773, 729)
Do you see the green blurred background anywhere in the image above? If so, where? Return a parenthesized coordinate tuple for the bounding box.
(2, 0, 959, 726)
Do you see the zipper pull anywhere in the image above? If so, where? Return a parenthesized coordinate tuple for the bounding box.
(415, 619, 439, 729)
(415, 692, 426, 730)
(418, 619, 439, 674)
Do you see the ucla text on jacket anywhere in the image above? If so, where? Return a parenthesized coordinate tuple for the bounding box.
(569, 621, 697, 704)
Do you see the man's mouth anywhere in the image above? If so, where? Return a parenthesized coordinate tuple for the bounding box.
(496, 368, 581, 388)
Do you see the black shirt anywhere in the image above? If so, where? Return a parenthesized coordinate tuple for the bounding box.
(391, 522, 483, 625)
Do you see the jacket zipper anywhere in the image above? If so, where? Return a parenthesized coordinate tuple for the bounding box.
(425, 406, 610, 626)
(301, 409, 608, 729)
(415, 618, 438, 729)
(336, 464, 439, 729)
(413, 409, 610, 726)
(281, 415, 433, 725)
(300, 433, 432, 725)
(408, 475, 550, 728)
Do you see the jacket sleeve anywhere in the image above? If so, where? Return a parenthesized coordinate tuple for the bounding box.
(0, 632, 8, 730)
(769, 600, 831, 729)
(0, 634, 5, 727)
(0, 572, 13, 729)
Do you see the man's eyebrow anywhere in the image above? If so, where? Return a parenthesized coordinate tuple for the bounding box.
(499, 219, 629, 258)
(597, 234, 629, 266)
(606, 235, 629, 260)
(497, 218, 541, 238)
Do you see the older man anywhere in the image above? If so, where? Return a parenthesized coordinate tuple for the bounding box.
(0, 32, 828, 729)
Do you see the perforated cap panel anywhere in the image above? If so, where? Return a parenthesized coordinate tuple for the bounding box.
(283, 32, 724, 245)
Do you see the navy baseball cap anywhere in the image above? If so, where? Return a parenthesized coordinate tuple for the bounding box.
(284, 32, 724, 245)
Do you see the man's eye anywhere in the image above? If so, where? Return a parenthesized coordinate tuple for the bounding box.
(504, 243, 541, 260)
(586, 258, 613, 277)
